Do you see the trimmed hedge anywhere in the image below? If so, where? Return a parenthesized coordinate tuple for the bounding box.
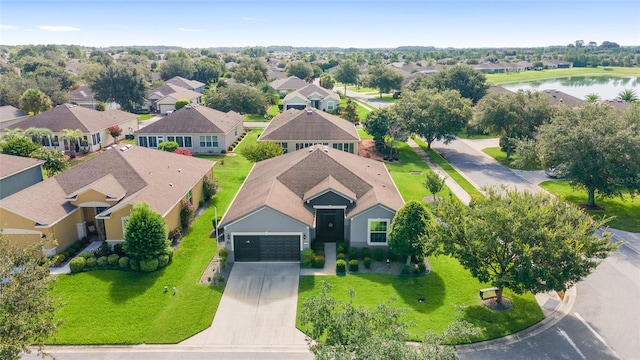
(97, 256, 108, 267)
(69, 257, 86, 273)
(336, 259, 346, 273)
(337, 253, 346, 261)
(348, 247, 358, 260)
(139, 258, 159, 272)
(158, 254, 170, 268)
(118, 257, 129, 268)
(86, 257, 97, 268)
(361, 247, 371, 260)
(364, 257, 371, 269)
(349, 259, 359, 272)
(373, 248, 385, 261)
(301, 249, 314, 268)
(107, 254, 120, 266)
(312, 255, 325, 269)
(129, 258, 139, 271)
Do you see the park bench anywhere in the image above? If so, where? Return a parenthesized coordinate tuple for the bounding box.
(479, 287, 499, 300)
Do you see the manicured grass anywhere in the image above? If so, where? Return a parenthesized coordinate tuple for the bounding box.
(298, 255, 543, 343)
(456, 127, 497, 140)
(49, 131, 261, 344)
(346, 86, 379, 93)
(378, 94, 397, 103)
(487, 67, 640, 85)
(357, 128, 373, 139)
(482, 147, 542, 170)
(267, 104, 280, 117)
(340, 97, 371, 121)
(244, 114, 270, 122)
(137, 114, 154, 121)
(539, 181, 640, 232)
(413, 137, 484, 198)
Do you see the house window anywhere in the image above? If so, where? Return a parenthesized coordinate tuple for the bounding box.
(138, 136, 148, 147)
(91, 133, 101, 145)
(121, 216, 130, 238)
(167, 136, 175, 142)
(175, 136, 184, 147)
(332, 143, 353, 153)
(327, 101, 334, 110)
(279, 143, 288, 153)
(199, 135, 218, 147)
(148, 136, 158, 148)
(295, 143, 314, 151)
(368, 219, 390, 245)
(184, 136, 192, 148)
(186, 190, 193, 204)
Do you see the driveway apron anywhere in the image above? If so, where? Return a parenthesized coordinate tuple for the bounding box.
(199, 262, 307, 346)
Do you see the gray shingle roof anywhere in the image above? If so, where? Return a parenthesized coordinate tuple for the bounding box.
(0, 105, 28, 124)
(283, 83, 340, 103)
(136, 104, 243, 134)
(540, 89, 584, 107)
(259, 108, 359, 142)
(269, 76, 309, 91)
(165, 76, 205, 91)
(0, 154, 43, 180)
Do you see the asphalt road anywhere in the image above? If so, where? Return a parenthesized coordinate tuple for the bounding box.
(22, 348, 313, 360)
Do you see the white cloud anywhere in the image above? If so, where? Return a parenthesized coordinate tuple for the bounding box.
(39, 25, 80, 32)
(177, 27, 204, 32)
(0, 24, 18, 30)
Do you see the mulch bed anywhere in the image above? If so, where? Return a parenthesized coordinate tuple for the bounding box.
(482, 297, 514, 311)
(358, 139, 384, 161)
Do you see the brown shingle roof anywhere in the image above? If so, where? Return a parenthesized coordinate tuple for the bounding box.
(269, 76, 309, 91)
(303, 175, 356, 202)
(0, 105, 28, 124)
(150, 83, 186, 99)
(487, 85, 513, 95)
(284, 83, 339, 102)
(165, 76, 205, 91)
(220, 147, 403, 227)
(259, 109, 359, 142)
(136, 104, 243, 134)
(5, 104, 138, 133)
(540, 89, 584, 107)
(0, 154, 43, 180)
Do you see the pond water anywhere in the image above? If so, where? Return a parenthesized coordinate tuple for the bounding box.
(501, 76, 640, 101)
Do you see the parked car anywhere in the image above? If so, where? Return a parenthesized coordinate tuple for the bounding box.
(545, 167, 565, 179)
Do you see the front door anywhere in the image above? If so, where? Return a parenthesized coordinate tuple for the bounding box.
(316, 209, 344, 243)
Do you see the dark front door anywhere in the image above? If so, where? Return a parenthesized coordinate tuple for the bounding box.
(234, 236, 260, 261)
(316, 209, 344, 243)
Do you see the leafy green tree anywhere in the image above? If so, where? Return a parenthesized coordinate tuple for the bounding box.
(299, 281, 480, 360)
(366, 65, 404, 98)
(473, 90, 553, 159)
(19, 88, 52, 114)
(90, 63, 148, 112)
(334, 60, 360, 94)
(94, 102, 107, 111)
(124, 202, 168, 260)
(617, 88, 638, 102)
(424, 172, 445, 202)
(158, 141, 179, 152)
(536, 103, 640, 207)
(417, 64, 488, 104)
(319, 73, 335, 90)
(430, 187, 617, 304)
(232, 58, 268, 85)
(0, 72, 37, 107)
(340, 100, 359, 125)
(241, 47, 267, 58)
(174, 99, 191, 110)
(362, 108, 407, 150)
(89, 50, 114, 67)
(388, 201, 431, 265)
(0, 135, 40, 157)
(286, 61, 314, 81)
(77, 62, 105, 84)
(204, 83, 267, 115)
(241, 142, 284, 162)
(159, 57, 195, 80)
(60, 128, 83, 159)
(396, 88, 473, 149)
(194, 57, 226, 84)
(29, 147, 68, 177)
(258, 82, 279, 106)
(0, 235, 61, 360)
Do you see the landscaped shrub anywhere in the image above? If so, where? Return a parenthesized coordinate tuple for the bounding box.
(312, 255, 325, 269)
(95, 242, 110, 257)
(361, 247, 371, 260)
(157, 254, 170, 268)
(158, 141, 179, 153)
(301, 249, 314, 268)
(218, 248, 229, 259)
(348, 247, 358, 260)
(79, 251, 94, 259)
(349, 259, 359, 272)
(418, 262, 427, 273)
(337, 253, 346, 261)
(388, 249, 400, 262)
(314, 249, 325, 257)
(69, 257, 86, 273)
(373, 248, 385, 261)
(337, 241, 347, 252)
(401, 265, 411, 275)
(180, 200, 195, 229)
(168, 228, 182, 245)
(113, 243, 125, 256)
(411, 265, 422, 275)
(336, 259, 347, 273)
(139, 258, 159, 272)
(129, 258, 139, 271)
(364, 257, 371, 269)
(202, 176, 219, 202)
(97, 256, 108, 267)
(51, 254, 66, 266)
(118, 256, 129, 268)
(86, 256, 97, 268)
(107, 254, 120, 266)
(163, 247, 174, 262)
(337, 245, 345, 254)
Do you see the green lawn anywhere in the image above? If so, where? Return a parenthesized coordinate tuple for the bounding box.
(539, 181, 640, 232)
(298, 255, 543, 343)
(49, 131, 261, 344)
(137, 114, 154, 121)
(267, 104, 280, 117)
(482, 147, 542, 170)
(340, 97, 371, 121)
(357, 128, 373, 139)
(346, 86, 379, 94)
(487, 67, 640, 85)
(413, 137, 484, 198)
(244, 114, 270, 122)
(456, 127, 496, 140)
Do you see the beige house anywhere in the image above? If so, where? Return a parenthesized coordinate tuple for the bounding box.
(156, 89, 203, 115)
(135, 104, 244, 153)
(282, 83, 340, 111)
(145, 76, 205, 114)
(0, 146, 214, 255)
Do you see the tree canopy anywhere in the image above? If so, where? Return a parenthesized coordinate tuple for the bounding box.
(90, 63, 148, 112)
(334, 60, 360, 94)
(0, 135, 40, 157)
(194, 57, 226, 84)
(204, 83, 267, 115)
(124, 202, 168, 260)
(159, 57, 196, 80)
(19, 88, 52, 114)
(366, 65, 404, 97)
(29, 147, 68, 177)
(416, 64, 488, 104)
(430, 187, 617, 303)
(388, 201, 432, 265)
(240, 142, 284, 162)
(319, 73, 335, 90)
(286, 61, 314, 81)
(340, 99, 359, 125)
(232, 58, 268, 85)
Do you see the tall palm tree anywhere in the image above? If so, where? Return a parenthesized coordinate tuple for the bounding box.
(617, 89, 638, 103)
(584, 93, 600, 103)
(24, 127, 53, 145)
(1, 128, 24, 141)
(60, 128, 83, 159)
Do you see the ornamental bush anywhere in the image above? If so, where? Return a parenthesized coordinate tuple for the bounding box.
(69, 257, 86, 273)
(139, 258, 159, 272)
(374, 248, 385, 261)
(301, 249, 314, 268)
(336, 259, 347, 273)
(401, 265, 411, 275)
(364, 257, 372, 269)
(361, 247, 371, 260)
(337, 245, 345, 254)
(180, 200, 195, 229)
(129, 258, 139, 271)
(218, 248, 229, 259)
(124, 202, 168, 260)
(418, 262, 427, 273)
(86, 256, 97, 268)
(157, 254, 170, 268)
(348, 247, 358, 260)
(107, 254, 120, 266)
(51, 254, 65, 266)
(79, 251, 94, 259)
(312, 255, 325, 269)
(97, 256, 108, 267)
(349, 259, 359, 272)
(118, 256, 129, 268)
(163, 247, 174, 262)
(337, 253, 346, 261)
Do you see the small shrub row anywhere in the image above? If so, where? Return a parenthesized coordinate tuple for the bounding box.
(301, 249, 314, 268)
(218, 247, 228, 268)
(69, 247, 174, 273)
(349, 259, 359, 272)
(51, 237, 91, 266)
(336, 259, 346, 273)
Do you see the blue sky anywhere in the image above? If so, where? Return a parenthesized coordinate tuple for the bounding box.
(1, 0, 639, 48)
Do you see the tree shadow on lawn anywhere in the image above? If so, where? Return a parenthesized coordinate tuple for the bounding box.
(86, 268, 165, 304)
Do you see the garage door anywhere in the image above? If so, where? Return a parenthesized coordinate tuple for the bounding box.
(286, 104, 306, 110)
(233, 234, 301, 262)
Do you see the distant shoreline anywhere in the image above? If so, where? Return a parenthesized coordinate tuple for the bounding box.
(487, 67, 640, 85)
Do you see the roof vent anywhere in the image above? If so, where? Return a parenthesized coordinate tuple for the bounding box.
(177, 168, 182, 172)
(306, 110, 313, 115)
(308, 146, 314, 153)
(125, 144, 132, 149)
(120, 146, 128, 152)
(169, 183, 173, 187)
(184, 105, 192, 110)
(323, 145, 329, 152)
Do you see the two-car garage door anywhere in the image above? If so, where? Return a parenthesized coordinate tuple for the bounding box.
(233, 234, 301, 262)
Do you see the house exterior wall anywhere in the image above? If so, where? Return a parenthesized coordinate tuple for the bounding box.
(348, 206, 396, 248)
(163, 201, 182, 233)
(0, 208, 81, 252)
(0, 166, 43, 199)
(51, 211, 83, 250)
(136, 125, 242, 154)
(104, 205, 133, 241)
(319, 98, 338, 111)
(283, 95, 310, 110)
(278, 141, 358, 154)
(70, 189, 117, 206)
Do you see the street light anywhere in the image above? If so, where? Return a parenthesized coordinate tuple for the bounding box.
(214, 206, 219, 241)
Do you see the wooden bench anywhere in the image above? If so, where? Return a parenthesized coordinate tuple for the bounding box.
(479, 287, 499, 300)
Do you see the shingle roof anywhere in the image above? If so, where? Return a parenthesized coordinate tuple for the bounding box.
(259, 108, 359, 142)
(69, 85, 95, 102)
(540, 89, 584, 107)
(5, 104, 138, 133)
(0, 146, 213, 226)
(220, 147, 404, 227)
(269, 76, 309, 91)
(0, 105, 28, 124)
(165, 76, 204, 91)
(136, 104, 243, 134)
(0, 154, 43, 180)
(487, 85, 513, 95)
(149, 83, 186, 99)
(157, 89, 202, 103)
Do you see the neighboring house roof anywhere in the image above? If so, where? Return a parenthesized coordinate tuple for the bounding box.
(157, 89, 202, 104)
(0, 146, 213, 226)
(598, 99, 633, 110)
(0, 105, 28, 125)
(269, 76, 309, 91)
(540, 89, 584, 107)
(283, 83, 340, 103)
(0, 154, 43, 180)
(136, 104, 243, 134)
(5, 104, 138, 133)
(220, 147, 404, 227)
(149, 83, 188, 100)
(165, 76, 205, 91)
(69, 85, 95, 103)
(487, 85, 514, 95)
(259, 108, 359, 142)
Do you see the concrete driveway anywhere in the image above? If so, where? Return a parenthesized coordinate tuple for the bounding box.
(182, 262, 307, 348)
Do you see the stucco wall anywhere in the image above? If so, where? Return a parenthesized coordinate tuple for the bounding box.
(0, 166, 43, 199)
(104, 205, 133, 240)
(349, 206, 396, 248)
(51, 210, 83, 250)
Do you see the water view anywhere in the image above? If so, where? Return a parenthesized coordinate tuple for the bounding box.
(501, 76, 640, 101)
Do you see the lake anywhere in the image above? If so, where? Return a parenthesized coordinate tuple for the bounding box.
(501, 76, 640, 101)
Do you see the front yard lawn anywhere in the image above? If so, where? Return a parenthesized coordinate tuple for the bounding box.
(244, 114, 270, 122)
(297, 255, 543, 343)
(49, 131, 261, 344)
(482, 147, 542, 170)
(540, 180, 640, 232)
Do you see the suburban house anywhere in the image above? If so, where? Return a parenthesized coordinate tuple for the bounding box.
(145, 76, 205, 114)
(2, 104, 139, 153)
(155, 88, 203, 115)
(135, 104, 244, 153)
(219, 146, 404, 262)
(259, 108, 360, 154)
(0, 146, 214, 255)
(165, 76, 205, 93)
(0, 105, 29, 130)
(69, 85, 119, 110)
(0, 154, 44, 199)
(540, 89, 584, 107)
(282, 83, 340, 111)
(543, 60, 573, 69)
(269, 75, 309, 95)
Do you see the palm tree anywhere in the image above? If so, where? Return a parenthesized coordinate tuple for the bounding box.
(1, 128, 24, 141)
(584, 93, 600, 103)
(61, 128, 83, 159)
(24, 127, 53, 145)
(617, 89, 638, 103)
